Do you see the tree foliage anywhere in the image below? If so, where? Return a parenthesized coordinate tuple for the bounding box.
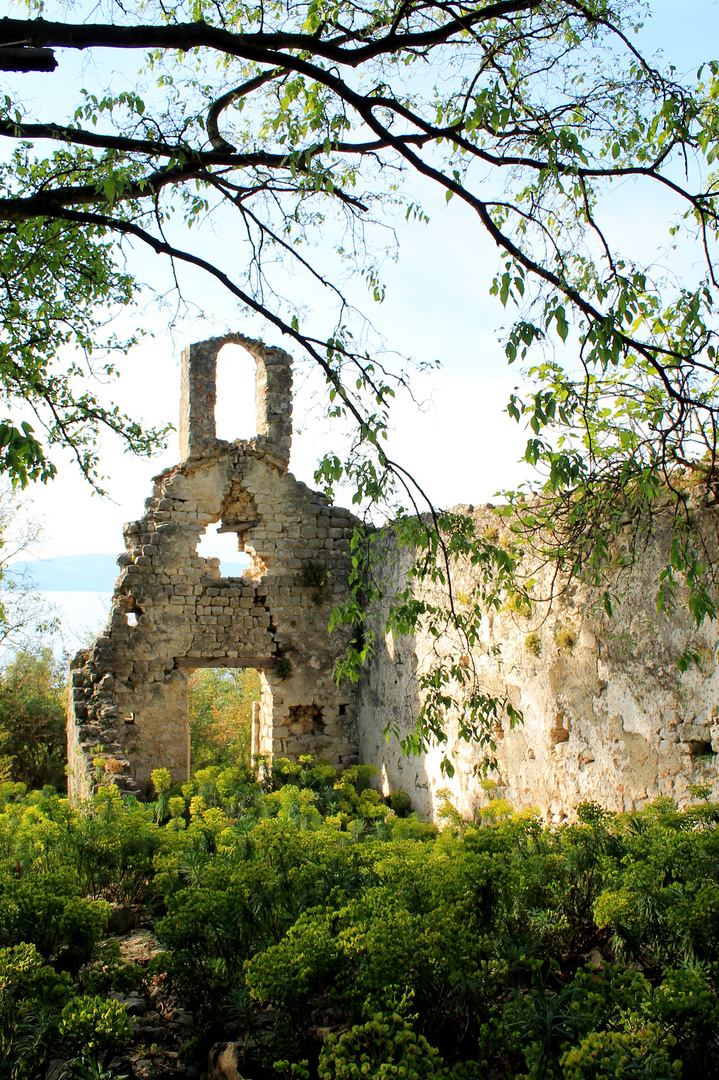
(3, 0, 719, 753)
(188, 666, 259, 770)
(2, 1, 718, 498)
(0, 649, 66, 790)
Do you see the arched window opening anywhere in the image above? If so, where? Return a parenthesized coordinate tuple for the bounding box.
(196, 521, 251, 578)
(215, 343, 256, 444)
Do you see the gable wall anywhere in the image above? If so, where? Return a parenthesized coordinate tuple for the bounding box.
(67, 336, 360, 800)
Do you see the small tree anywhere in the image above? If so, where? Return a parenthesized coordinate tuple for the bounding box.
(188, 667, 260, 770)
(0, 648, 66, 790)
(0, 485, 59, 652)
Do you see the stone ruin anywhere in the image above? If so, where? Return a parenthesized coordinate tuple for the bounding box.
(67, 333, 719, 821)
(67, 335, 361, 800)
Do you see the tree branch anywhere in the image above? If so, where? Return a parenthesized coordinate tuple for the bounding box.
(0, 4, 544, 69)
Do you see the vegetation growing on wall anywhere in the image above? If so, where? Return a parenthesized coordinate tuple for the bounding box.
(4, 758, 719, 1080)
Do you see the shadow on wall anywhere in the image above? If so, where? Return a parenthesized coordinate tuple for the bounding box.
(357, 599, 433, 818)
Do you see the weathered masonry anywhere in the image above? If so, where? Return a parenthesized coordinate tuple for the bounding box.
(67, 335, 361, 801)
(67, 334, 719, 820)
(357, 505, 719, 823)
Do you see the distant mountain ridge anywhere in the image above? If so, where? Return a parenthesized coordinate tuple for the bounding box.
(8, 554, 249, 592)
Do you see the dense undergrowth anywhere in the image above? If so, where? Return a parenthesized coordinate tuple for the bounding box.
(2, 758, 719, 1080)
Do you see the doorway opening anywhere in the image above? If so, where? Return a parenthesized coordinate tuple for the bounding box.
(187, 665, 262, 773)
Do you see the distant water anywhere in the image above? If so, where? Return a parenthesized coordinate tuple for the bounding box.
(12, 553, 249, 592)
(3, 549, 251, 662)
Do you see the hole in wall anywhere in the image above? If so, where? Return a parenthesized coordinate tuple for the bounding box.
(197, 522, 251, 578)
(688, 740, 713, 757)
(215, 343, 256, 444)
(123, 602, 142, 627)
(289, 703, 325, 735)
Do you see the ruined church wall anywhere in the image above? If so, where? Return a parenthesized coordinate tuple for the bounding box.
(67, 336, 361, 799)
(357, 505, 719, 823)
(69, 331, 719, 819)
(108, 451, 360, 787)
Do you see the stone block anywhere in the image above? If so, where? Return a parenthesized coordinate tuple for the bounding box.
(550, 727, 570, 745)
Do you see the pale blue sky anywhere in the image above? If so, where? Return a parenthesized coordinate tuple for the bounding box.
(2, 0, 719, 561)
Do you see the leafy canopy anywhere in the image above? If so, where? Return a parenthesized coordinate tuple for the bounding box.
(3, 0, 719, 754)
(188, 666, 260, 770)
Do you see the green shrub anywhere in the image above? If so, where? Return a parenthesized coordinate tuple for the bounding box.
(0, 942, 74, 1080)
(318, 1012, 446, 1080)
(58, 897, 111, 967)
(560, 1028, 679, 1080)
(0, 875, 108, 966)
(570, 964, 652, 1031)
(59, 994, 132, 1058)
(388, 814, 438, 841)
(388, 789, 411, 816)
(245, 908, 342, 1012)
(0, 873, 74, 956)
(648, 967, 719, 1072)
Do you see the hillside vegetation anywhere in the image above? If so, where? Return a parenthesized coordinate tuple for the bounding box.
(2, 756, 719, 1080)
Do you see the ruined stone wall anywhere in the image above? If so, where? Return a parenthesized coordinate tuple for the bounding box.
(67, 335, 360, 799)
(67, 642, 143, 803)
(68, 334, 719, 818)
(357, 505, 719, 823)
